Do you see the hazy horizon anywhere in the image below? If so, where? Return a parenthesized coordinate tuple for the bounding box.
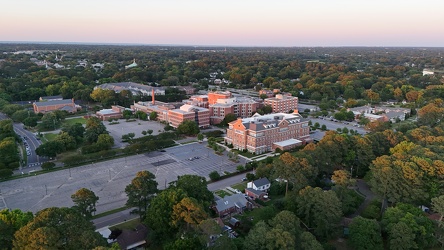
(2, 0, 444, 47)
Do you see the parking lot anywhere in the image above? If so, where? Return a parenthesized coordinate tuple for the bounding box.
(0, 141, 246, 214)
(104, 119, 166, 148)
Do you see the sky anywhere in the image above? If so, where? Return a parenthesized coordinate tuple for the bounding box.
(1, 0, 443, 47)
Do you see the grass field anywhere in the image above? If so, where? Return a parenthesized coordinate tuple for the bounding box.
(43, 133, 57, 142)
(109, 218, 141, 230)
(231, 182, 247, 191)
(215, 190, 231, 198)
(63, 117, 86, 126)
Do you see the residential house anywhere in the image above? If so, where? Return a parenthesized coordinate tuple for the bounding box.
(214, 193, 250, 216)
(116, 224, 148, 250)
(245, 188, 268, 200)
(247, 177, 271, 192)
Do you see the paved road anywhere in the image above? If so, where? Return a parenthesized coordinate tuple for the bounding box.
(0, 142, 246, 214)
(0, 113, 46, 171)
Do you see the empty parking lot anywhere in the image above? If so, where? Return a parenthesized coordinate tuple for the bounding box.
(0, 142, 246, 214)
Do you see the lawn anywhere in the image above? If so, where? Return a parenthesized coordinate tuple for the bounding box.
(109, 218, 141, 230)
(231, 182, 247, 191)
(43, 133, 57, 142)
(215, 190, 231, 198)
(63, 117, 86, 126)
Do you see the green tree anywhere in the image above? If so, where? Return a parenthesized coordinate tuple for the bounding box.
(90, 88, 116, 107)
(173, 175, 214, 208)
(177, 120, 200, 136)
(35, 140, 64, 157)
(145, 188, 187, 243)
(0, 209, 33, 249)
(299, 231, 323, 250)
(96, 134, 114, 149)
(13, 207, 106, 250)
(0, 169, 13, 179)
(389, 222, 417, 250)
(222, 113, 237, 125)
(209, 171, 220, 181)
(149, 111, 158, 121)
(23, 117, 38, 127)
(147, 129, 153, 135)
(197, 133, 204, 142)
(71, 188, 100, 219)
(349, 216, 383, 250)
(125, 171, 158, 219)
(432, 195, 444, 247)
(55, 131, 77, 151)
(41, 112, 60, 130)
(296, 186, 343, 239)
(84, 117, 108, 143)
(243, 220, 269, 250)
(41, 162, 56, 170)
(62, 122, 85, 144)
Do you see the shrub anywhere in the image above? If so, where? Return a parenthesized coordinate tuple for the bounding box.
(0, 169, 13, 179)
(236, 165, 245, 172)
(41, 162, 56, 170)
(209, 171, 220, 181)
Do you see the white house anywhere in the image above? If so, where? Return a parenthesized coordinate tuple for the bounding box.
(247, 177, 271, 191)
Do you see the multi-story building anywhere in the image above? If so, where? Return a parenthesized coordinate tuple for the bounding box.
(209, 97, 260, 124)
(208, 91, 231, 105)
(225, 112, 310, 154)
(264, 94, 298, 113)
(94, 82, 165, 96)
(183, 95, 209, 108)
(168, 104, 210, 128)
(33, 99, 77, 114)
(96, 105, 126, 121)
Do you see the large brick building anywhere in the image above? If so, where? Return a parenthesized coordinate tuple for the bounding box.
(209, 97, 260, 124)
(33, 99, 77, 114)
(225, 112, 310, 154)
(168, 104, 210, 128)
(208, 91, 231, 105)
(264, 94, 298, 113)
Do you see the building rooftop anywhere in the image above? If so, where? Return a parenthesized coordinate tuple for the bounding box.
(215, 193, 248, 212)
(253, 177, 270, 187)
(33, 99, 73, 107)
(273, 138, 302, 147)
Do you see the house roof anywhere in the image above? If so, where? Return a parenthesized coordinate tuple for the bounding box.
(253, 177, 270, 187)
(273, 138, 302, 147)
(33, 99, 73, 107)
(215, 193, 248, 212)
(40, 95, 63, 100)
(245, 188, 266, 196)
(116, 224, 148, 250)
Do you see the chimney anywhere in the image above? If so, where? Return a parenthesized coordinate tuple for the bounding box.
(152, 89, 155, 104)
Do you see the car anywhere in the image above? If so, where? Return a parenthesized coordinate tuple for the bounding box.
(23, 136, 28, 140)
(36, 137, 41, 140)
(159, 150, 166, 152)
(242, 177, 247, 181)
(189, 157, 194, 161)
(194, 156, 200, 159)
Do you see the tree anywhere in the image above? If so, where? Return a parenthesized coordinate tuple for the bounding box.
(299, 232, 323, 250)
(197, 133, 204, 142)
(23, 117, 38, 127)
(147, 129, 153, 135)
(84, 117, 108, 143)
(389, 222, 417, 250)
(71, 188, 100, 219)
(177, 120, 200, 136)
(273, 152, 317, 195)
(62, 122, 85, 144)
(145, 188, 187, 243)
(243, 221, 269, 250)
(35, 140, 64, 157)
(41, 162, 56, 170)
(122, 110, 132, 119)
(0, 169, 13, 179)
(348, 216, 383, 250)
(40, 112, 59, 130)
(0, 209, 33, 249)
(381, 203, 436, 249)
(173, 175, 214, 207)
(172, 197, 208, 230)
(13, 207, 106, 249)
(296, 186, 343, 239)
(432, 195, 444, 247)
(125, 171, 158, 219)
(209, 171, 220, 181)
(55, 131, 77, 150)
(222, 113, 237, 125)
(149, 111, 158, 121)
(90, 88, 116, 107)
(96, 134, 114, 149)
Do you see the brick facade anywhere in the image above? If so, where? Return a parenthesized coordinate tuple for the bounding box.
(264, 94, 298, 113)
